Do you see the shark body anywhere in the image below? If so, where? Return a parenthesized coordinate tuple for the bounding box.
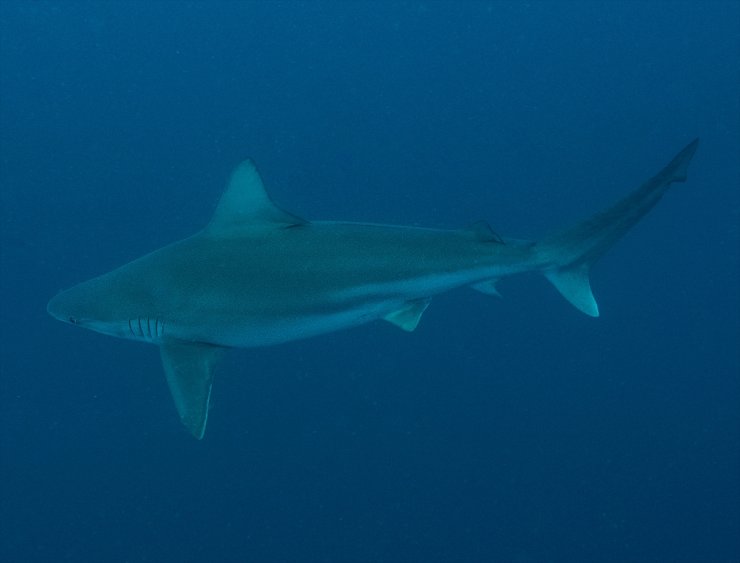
(48, 139, 699, 438)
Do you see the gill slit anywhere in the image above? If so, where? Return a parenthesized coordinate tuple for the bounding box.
(127, 316, 165, 340)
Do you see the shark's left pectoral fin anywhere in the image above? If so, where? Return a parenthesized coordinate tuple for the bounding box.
(159, 341, 227, 439)
(384, 298, 431, 331)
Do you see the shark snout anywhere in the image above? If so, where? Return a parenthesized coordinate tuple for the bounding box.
(47, 278, 130, 339)
(47, 287, 89, 326)
(47, 290, 73, 323)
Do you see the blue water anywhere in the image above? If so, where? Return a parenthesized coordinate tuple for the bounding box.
(1, 2, 738, 562)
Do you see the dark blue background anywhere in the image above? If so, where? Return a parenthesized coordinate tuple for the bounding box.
(1, 2, 738, 562)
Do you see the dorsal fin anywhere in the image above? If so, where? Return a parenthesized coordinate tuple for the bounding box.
(465, 220, 504, 243)
(206, 159, 306, 236)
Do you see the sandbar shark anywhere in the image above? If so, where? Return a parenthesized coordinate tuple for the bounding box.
(48, 139, 699, 438)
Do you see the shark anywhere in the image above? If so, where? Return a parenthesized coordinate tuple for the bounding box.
(48, 139, 699, 438)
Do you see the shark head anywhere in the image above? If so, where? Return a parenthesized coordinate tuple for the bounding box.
(48, 276, 123, 337)
(48, 267, 163, 342)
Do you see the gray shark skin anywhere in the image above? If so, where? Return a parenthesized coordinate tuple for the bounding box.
(48, 139, 699, 438)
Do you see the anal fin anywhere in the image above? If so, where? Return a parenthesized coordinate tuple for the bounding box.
(160, 341, 227, 439)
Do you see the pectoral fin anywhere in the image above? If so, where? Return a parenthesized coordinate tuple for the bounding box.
(383, 298, 431, 332)
(159, 341, 227, 439)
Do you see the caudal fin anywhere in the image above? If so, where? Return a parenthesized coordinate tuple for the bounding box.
(538, 138, 699, 317)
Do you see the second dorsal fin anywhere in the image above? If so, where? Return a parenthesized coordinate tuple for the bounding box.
(465, 220, 504, 243)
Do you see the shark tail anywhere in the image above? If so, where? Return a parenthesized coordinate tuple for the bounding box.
(536, 138, 699, 317)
